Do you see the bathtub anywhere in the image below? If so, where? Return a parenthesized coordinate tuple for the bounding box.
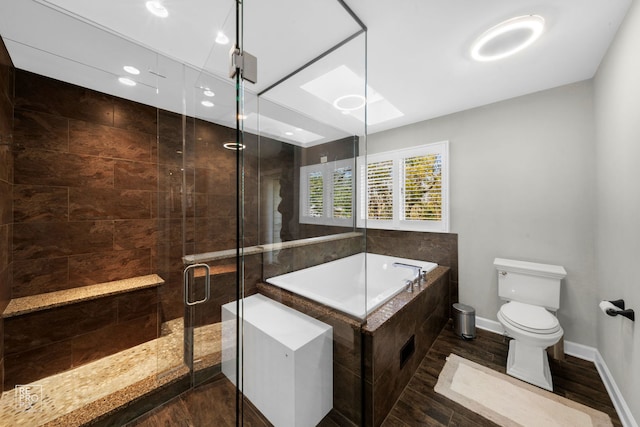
(265, 253, 438, 319)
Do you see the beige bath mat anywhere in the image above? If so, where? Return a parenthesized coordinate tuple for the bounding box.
(434, 353, 613, 427)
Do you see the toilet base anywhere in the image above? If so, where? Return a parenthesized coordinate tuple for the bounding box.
(506, 339, 554, 391)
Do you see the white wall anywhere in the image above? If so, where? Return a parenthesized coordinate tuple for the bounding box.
(594, 0, 640, 421)
(366, 81, 598, 346)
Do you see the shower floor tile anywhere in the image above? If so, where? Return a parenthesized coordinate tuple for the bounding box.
(0, 318, 225, 427)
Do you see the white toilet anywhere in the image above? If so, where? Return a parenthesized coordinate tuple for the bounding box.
(494, 257, 567, 391)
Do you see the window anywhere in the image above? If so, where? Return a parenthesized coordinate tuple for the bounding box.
(299, 141, 448, 232)
(358, 141, 449, 232)
(300, 159, 354, 225)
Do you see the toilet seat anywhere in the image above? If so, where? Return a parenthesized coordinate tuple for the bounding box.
(499, 301, 560, 334)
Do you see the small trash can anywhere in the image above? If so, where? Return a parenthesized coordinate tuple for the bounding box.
(453, 303, 476, 340)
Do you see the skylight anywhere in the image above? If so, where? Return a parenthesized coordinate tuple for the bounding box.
(300, 65, 403, 126)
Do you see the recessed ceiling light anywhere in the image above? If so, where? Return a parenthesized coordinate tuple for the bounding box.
(333, 94, 366, 111)
(201, 100, 214, 107)
(118, 77, 137, 86)
(123, 65, 140, 75)
(285, 131, 294, 136)
(223, 142, 246, 151)
(215, 31, 230, 45)
(146, 1, 169, 18)
(203, 89, 215, 97)
(471, 15, 545, 62)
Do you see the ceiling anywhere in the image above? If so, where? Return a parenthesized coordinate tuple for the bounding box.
(0, 0, 632, 146)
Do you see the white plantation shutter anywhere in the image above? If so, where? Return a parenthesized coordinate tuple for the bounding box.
(299, 164, 324, 223)
(332, 166, 353, 219)
(357, 141, 449, 232)
(307, 171, 323, 217)
(367, 159, 394, 220)
(401, 154, 442, 221)
(300, 160, 354, 225)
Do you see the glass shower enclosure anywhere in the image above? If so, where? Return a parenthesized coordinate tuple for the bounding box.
(0, 0, 367, 424)
(181, 0, 368, 424)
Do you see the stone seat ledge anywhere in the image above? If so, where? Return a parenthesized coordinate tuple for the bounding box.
(2, 274, 165, 318)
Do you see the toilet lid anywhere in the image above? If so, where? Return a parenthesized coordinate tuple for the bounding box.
(500, 301, 560, 333)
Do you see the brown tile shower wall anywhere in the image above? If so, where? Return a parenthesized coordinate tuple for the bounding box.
(156, 113, 260, 321)
(4, 69, 251, 387)
(10, 71, 245, 315)
(12, 70, 158, 296)
(5, 70, 161, 387)
(0, 35, 15, 393)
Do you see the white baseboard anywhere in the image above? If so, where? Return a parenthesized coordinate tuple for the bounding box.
(593, 349, 639, 427)
(475, 316, 503, 335)
(476, 316, 637, 427)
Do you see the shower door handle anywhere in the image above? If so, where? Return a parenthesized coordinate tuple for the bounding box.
(184, 263, 211, 306)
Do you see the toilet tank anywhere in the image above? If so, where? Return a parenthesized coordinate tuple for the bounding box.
(494, 258, 567, 310)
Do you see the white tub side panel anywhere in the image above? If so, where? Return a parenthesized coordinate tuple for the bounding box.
(294, 328, 333, 427)
(243, 321, 296, 427)
(221, 295, 333, 427)
(221, 306, 237, 385)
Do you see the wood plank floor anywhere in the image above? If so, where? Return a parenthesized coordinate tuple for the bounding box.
(383, 323, 622, 426)
(128, 322, 622, 426)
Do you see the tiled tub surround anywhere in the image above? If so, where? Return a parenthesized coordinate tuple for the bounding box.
(366, 229, 458, 314)
(262, 232, 365, 279)
(258, 265, 451, 427)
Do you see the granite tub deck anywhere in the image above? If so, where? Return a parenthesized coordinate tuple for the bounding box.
(257, 265, 451, 427)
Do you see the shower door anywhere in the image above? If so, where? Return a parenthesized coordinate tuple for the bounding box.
(181, 0, 368, 424)
(236, 0, 369, 425)
(177, 0, 243, 391)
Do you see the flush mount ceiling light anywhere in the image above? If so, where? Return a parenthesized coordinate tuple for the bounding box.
(201, 100, 214, 107)
(333, 94, 366, 112)
(471, 15, 545, 62)
(203, 89, 215, 97)
(123, 65, 140, 75)
(145, 1, 169, 18)
(118, 77, 137, 86)
(223, 142, 246, 151)
(215, 31, 230, 45)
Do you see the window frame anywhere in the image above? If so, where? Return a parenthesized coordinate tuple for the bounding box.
(357, 141, 449, 232)
(299, 159, 355, 226)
